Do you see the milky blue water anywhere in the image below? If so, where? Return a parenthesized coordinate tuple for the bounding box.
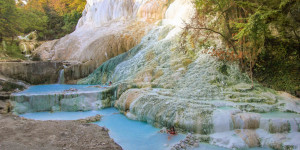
(20, 110, 102, 120)
(13, 84, 107, 95)
(20, 108, 271, 150)
(21, 108, 186, 150)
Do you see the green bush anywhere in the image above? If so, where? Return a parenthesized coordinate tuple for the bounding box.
(0, 41, 26, 60)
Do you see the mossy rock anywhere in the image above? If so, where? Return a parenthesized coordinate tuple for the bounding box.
(232, 83, 253, 92)
(145, 51, 155, 61)
(218, 64, 229, 76)
(183, 58, 193, 67)
(269, 121, 291, 133)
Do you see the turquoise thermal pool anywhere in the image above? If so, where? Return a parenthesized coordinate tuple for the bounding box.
(16, 84, 292, 150)
(20, 108, 231, 150)
(13, 84, 107, 95)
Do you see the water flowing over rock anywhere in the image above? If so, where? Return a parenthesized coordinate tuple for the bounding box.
(0, 61, 63, 84)
(57, 69, 65, 84)
(18, 31, 40, 58)
(34, 0, 187, 81)
(11, 85, 115, 114)
(76, 1, 300, 148)
(13, 0, 300, 149)
(57, 65, 67, 84)
(0, 74, 29, 113)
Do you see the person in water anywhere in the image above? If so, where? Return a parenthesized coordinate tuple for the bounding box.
(167, 126, 176, 135)
(109, 81, 112, 86)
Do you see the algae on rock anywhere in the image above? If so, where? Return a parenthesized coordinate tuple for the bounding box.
(78, 23, 300, 149)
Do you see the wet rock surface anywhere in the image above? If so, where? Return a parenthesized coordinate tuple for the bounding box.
(171, 133, 200, 150)
(0, 75, 28, 114)
(0, 100, 10, 114)
(9, 0, 299, 149)
(78, 18, 300, 149)
(0, 61, 63, 84)
(76, 114, 101, 124)
(0, 114, 121, 150)
(10, 85, 107, 114)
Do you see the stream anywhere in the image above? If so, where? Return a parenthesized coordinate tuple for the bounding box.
(20, 108, 231, 150)
(13, 84, 284, 150)
(20, 108, 274, 150)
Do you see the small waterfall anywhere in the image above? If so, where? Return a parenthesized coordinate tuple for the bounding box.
(58, 65, 67, 84)
(57, 69, 65, 84)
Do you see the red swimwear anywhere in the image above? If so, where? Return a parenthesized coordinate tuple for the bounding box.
(167, 130, 176, 135)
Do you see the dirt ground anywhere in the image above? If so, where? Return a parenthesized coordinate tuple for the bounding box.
(0, 114, 122, 150)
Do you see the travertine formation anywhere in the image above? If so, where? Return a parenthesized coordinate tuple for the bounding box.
(34, 0, 184, 81)
(0, 61, 63, 84)
(14, 0, 300, 149)
(78, 15, 300, 150)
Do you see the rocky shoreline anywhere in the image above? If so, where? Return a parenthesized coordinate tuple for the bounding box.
(0, 114, 122, 150)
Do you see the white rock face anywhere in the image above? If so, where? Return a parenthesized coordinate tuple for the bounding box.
(13, 0, 300, 149)
(77, 0, 140, 28)
(164, 0, 194, 27)
(15, 0, 28, 5)
(78, 17, 300, 149)
(34, 0, 194, 81)
(36, 0, 194, 62)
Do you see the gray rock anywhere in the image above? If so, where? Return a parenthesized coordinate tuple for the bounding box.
(193, 143, 199, 147)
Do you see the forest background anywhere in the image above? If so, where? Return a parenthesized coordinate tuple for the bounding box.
(0, 0, 299, 96)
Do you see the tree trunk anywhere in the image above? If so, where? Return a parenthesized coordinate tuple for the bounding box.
(224, 12, 233, 38)
(250, 57, 254, 89)
(0, 34, 2, 43)
(11, 36, 14, 45)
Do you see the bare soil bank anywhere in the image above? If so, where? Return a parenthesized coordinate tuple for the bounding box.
(0, 114, 122, 150)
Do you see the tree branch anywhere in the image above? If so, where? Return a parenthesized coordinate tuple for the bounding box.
(186, 25, 237, 53)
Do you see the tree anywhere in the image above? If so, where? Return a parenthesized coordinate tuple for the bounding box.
(183, 0, 299, 89)
(0, 0, 86, 41)
(0, 0, 22, 42)
(62, 10, 82, 33)
(234, 11, 267, 87)
(23, 0, 86, 40)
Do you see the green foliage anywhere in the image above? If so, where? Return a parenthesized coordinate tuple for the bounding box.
(0, 0, 22, 39)
(0, 41, 26, 60)
(234, 11, 267, 50)
(0, 0, 27, 60)
(67, 0, 86, 13)
(42, 5, 65, 40)
(62, 10, 82, 34)
(20, 9, 48, 36)
(218, 64, 229, 76)
(0, 0, 85, 60)
(191, 0, 300, 95)
(1, 0, 85, 41)
(6, 42, 26, 59)
(0, 0, 85, 41)
(34, 2, 84, 40)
